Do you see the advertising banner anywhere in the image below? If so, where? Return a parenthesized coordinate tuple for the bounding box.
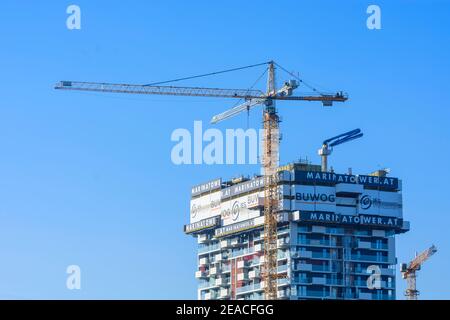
(191, 178, 222, 197)
(184, 216, 220, 234)
(220, 191, 264, 226)
(358, 190, 402, 218)
(295, 171, 399, 190)
(291, 185, 336, 212)
(298, 211, 403, 228)
(221, 176, 265, 200)
(190, 191, 222, 223)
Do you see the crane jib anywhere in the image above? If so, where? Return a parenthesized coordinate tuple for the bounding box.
(55, 81, 347, 103)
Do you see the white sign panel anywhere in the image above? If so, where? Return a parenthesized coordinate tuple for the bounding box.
(190, 191, 221, 223)
(291, 185, 336, 212)
(221, 191, 263, 226)
(358, 190, 402, 218)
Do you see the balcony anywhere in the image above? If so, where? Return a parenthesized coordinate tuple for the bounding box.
(311, 226, 326, 234)
(402, 221, 410, 231)
(231, 238, 245, 247)
(218, 288, 230, 299)
(204, 291, 217, 300)
(199, 280, 216, 289)
(358, 241, 372, 249)
(260, 278, 289, 289)
(278, 227, 290, 236)
(277, 264, 289, 273)
(310, 239, 330, 246)
(197, 234, 211, 244)
(311, 252, 331, 260)
(249, 269, 261, 279)
(215, 278, 229, 287)
(215, 253, 228, 262)
(298, 239, 332, 247)
(220, 239, 231, 249)
(277, 238, 290, 249)
(326, 278, 343, 286)
(195, 270, 208, 279)
(350, 255, 387, 263)
(199, 257, 209, 266)
(312, 264, 331, 272)
(254, 233, 265, 242)
(254, 243, 263, 252)
(312, 276, 326, 285)
(277, 289, 290, 300)
(358, 292, 373, 300)
(210, 267, 219, 276)
(231, 247, 257, 258)
(380, 268, 395, 277)
(372, 244, 389, 250)
(221, 264, 231, 273)
(236, 283, 262, 295)
(198, 243, 220, 254)
(353, 267, 395, 276)
(237, 273, 249, 281)
(278, 252, 288, 261)
(294, 263, 312, 272)
(237, 260, 249, 269)
(249, 257, 261, 267)
(302, 290, 328, 299)
(277, 278, 289, 287)
(292, 250, 312, 259)
(248, 292, 264, 300)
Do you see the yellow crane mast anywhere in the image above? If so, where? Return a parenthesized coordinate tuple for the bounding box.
(55, 61, 348, 299)
(262, 62, 281, 299)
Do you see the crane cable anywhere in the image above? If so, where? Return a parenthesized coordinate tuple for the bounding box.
(273, 61, 329, 96)
(234, 67, 269, 128)
(144, 60, 332, 97)
(144, 61, 271, 86)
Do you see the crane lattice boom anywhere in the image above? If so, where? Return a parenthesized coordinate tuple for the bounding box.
(55, 81, 347, 102)
(407, 245, 437, 273)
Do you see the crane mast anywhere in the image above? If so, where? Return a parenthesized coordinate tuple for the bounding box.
(262, 62, 281, 299)
(55, 60, 348, 300)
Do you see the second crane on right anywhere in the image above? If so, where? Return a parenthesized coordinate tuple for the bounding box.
(401, 245, 437, 300)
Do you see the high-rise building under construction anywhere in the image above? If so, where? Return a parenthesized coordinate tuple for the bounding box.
(184, 162, 410, 300)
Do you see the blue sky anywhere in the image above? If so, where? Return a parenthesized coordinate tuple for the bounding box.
(0, 1, 449, 299)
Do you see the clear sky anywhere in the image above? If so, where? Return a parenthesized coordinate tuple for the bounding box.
(0, 0, 449, 299)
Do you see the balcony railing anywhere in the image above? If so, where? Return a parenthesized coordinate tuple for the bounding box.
(198, 243, 220, 254)
(236, 283, 261, 294)
(350, 255, 387, 263)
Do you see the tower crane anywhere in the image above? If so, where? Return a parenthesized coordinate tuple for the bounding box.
(55, 61, 348, 299)
(401, 245, 437, 300)
(318, 128, 363, 172)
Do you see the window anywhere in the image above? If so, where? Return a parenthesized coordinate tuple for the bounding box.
(298, 286, 307, 296)
(298, 234, 307, 244)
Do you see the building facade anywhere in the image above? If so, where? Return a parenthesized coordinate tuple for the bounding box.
(184, 162, 410, 300)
